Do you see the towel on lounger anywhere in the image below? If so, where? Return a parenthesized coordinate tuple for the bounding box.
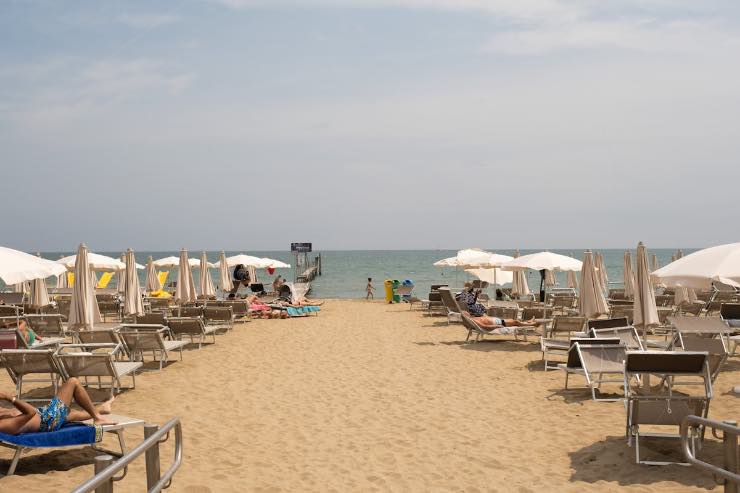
(0, 422, 101, 448)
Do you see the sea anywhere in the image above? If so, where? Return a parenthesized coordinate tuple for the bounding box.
(11, 249, 692, 299)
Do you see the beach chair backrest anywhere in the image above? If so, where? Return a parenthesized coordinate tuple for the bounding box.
(680, 336, 727, 381)
(720, 303, 740, 322)
(668, 316, 730, 335)
(24, 314, 65, 337)
(0, 293, 24, 305)
(119, 329, 164, 352)
(587, 317, 628, 331)
(136, 312, 166, 325)
(56, 344, 119, 379)
(0, 305, 23, 317)
(178, 306, 203, 318)
(438, 288, 460, 312)
(460, 314, 480, 334)
(55, 298, 71, 320)
(591, 326, 643, 350)
(551, 316, 585, 335)
(486, 306, 518, 319)
(625, 351, 708, 375)
(609, 305, 634, 323)
(226, 301, 249, 317)
(203, 306, 233, 324)
(564, 339, 620, 368)
(576, 344, 627, 374)
(551, 295, 575, 309)
(167, 317, 205, 336)
(0, 349, 59, 382)
(522, 307, 545, 320)
(76, 329, 120, 345)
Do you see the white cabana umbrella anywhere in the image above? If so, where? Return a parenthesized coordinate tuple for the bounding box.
(567, 270, 578, 289)
(457, 249, 513, 288)
(145, 256, 162, 292)
(433, 257, 458, 267)
(623, 251, 636, 299)
(218, 251, 233, 292)
(58, 252, 128, 271)
(652, 242, 740, 289)
(579, 250, 608, 319)
(633, 242, 659, 337)
(224, 254, 270, 268)
(261, 258, 291, 269)
(465, 268, 513, 286)
(502, 251, 582, 272)
(68, 243, 101, 330)
(152, 256, 180, 268)
(0, 246, 66, 285)
(29, 277, 50, 308)
(510, 250, 531, 297)
(200, 251, 216, 297)
(175, 249, 196, 303)
(123, 249, 144, 317)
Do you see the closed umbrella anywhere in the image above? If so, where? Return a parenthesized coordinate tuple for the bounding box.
(56, 272, 69, 289)
(651, 254, 659, 272)
(567, 270, 578, 290)
(200, 251, 216, 298)
(510, 250, 531, 298)
(115, 253, 125, 294)
(623, 251, 636, 299)
(12, 282, 29, 294)
(633, 242, 659, 338)
(123, 249, 144, 317)
(175, 248, 196, 303)
(595, 252, 608, 293)
(68, 243, 101, 330)
(29, 277, 50, 308)
(145, 256, 162, 292)
(218, 251, 233, 293)
(545, 269, 557, 287)
(579, 250, 608, 319)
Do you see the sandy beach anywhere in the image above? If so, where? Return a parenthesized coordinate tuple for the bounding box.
(1, 300, 737, 492)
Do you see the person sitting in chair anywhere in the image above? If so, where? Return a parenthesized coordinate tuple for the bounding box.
(228, 264, 250, 299)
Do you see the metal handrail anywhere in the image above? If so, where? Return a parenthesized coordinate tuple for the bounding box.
(71, 417, 183, 493)
(681, 415, 740, 492)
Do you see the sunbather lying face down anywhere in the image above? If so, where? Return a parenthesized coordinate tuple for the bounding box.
(0, 378, 116, 435)
(471, 316, 538, 328)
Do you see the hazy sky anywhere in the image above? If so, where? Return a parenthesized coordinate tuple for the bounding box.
(2, 0, 739, 252)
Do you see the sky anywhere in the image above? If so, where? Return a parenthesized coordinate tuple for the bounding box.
(2, 0, 739, 252)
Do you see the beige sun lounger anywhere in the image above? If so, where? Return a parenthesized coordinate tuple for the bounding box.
(438, 288, 463, 324)
(24, 314, 68, 338)
(54, 343, 142, 399)
(557, 341, 625, 400)
(590, 326, 645, 350)
(461, 313, 529, 342)
(624, 351, 712, 465)
(118, 324, 187, 370)
(166, 317, 218, 348)
(0, 348, 62, 402)
(203, 306, 234, 331)
(0, 326, 65, 350)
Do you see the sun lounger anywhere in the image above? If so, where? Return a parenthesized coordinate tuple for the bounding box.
(667, 316, 732, 349)
(0, 325, 65, 350)
(118, 324, 187, 370)
(590, 326, 645, 350)
(624, 351, 712, 465)
(0, 349, 62, 402)
(176, 306, 203, 318)
(438, 288, 463, 324)
(587, 317, 629, 331)
(282, 306, 320, 317)
(679, 336, 727, 382)
(540, 316, 587, 369)
(0, 414, 144, 475)
(203, 306, 234, 330)
(136, 311, 167, 325)
(461, 313, 528, 342)
(54, 343, 142, 399)
(24, 314, 67, 338)
(0, 305, 23, 318)
(558, 341, 626, 401)
(165, 317, 218, 348)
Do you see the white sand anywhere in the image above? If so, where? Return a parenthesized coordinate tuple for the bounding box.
(1, 300, 737, 491)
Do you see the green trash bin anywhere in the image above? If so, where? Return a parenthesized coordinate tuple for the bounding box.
(392, 280, 401, 303)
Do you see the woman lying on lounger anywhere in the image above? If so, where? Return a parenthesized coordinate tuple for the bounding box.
(470, 315, 539, 329)
(0, 319, 42, 346)
(0, 377, 116, 435)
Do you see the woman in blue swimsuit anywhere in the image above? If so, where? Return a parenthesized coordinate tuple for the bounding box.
(0, 377, 116, 435)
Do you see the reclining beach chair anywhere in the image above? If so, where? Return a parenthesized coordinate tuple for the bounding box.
(136, 311, 167, 326)
(540, 316, 587, 370)
(118, 324, 187, 370)
(0, 349, 62, 402)
(720, 302, 740, 328)
(55, 297, 71, 321)
(679, 336, 727, 382)
(667, 316, 732, 351)
(75, 328, 127, 358)
(624, 351, 712, 465)
(166, 317, 218, 348)
(221, 300, 250, 320)
(0, 324, 65, 350)
(54, 343, 142, 399)
(0, 414, 145, 475)
(0, 305, 23, 318)
(438, 288, 463, 324)
(461, 313, 528, 343)
(587, 317, 629, 331)
(203, 306, 234, 331)
(558, 341, 625, 400)
(609, 304, 634, 324)
(24, 314, 67, 339)
(591, 326, 645, 351)
(177, 306, 203, 318)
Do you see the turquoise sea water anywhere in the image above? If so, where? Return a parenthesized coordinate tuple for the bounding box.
(11, 249, 692, 299)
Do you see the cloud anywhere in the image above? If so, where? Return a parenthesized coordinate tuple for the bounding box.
(116, 13, 180, 28)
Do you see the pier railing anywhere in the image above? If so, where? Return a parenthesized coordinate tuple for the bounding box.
(71, 417, 183, 493)
(681, 415, 739, 493)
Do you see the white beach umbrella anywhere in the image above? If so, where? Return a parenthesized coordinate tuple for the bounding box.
(502, 251, 582, 272)
(224, 254, 270, 268)
(465, 268, 513, 286)
(58, 252, 127, 271)
(261, 258, 291, 269)
(0, 246, 66, 285)
(579, 251, 608, 319)
(623, 251, 636, 299)
(200, 251, 216, 297)
(567, 270, 578, 290)
(651, 242, 740, 289)
(145, 256, 162, 292)
(68, 243, 101, 330)
(510, 250, 532, 297)
(633, 242, 659, 336)
(29, 277, 50, 308)
(218, 251, 233, 292)
(123, 249, 144, 317)
(152, 256, 181, 268)
(433, 257, 458, 267)
(457, 249, 513, 288)
(175, 248, 197, 303)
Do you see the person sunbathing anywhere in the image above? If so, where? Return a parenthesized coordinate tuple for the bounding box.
(0, 377, 116, 435)
(0, 319, 42, 346)
(470, 315, 539, 329)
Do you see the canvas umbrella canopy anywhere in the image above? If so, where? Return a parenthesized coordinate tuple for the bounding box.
(200, 251, 216, 297)
(175, 249, 197, 303)
(623, 251, 636, 299)
(68, 243, 101, 330)
(633, 242, 659, 337)
(465, 268, 513, 286)
(567, 270, 578, 289)
(123, 249, 144, 317)
(433, 257, 458, 267)
(58, 252, 129, 271)
(145, 256, 162, 292)
(579, 250, 608, 319)
(510, 250, 531, 297)
(502, 251, 582, 272)
(457, 249, 513, 288)
(261, 258, 291, 269)
(224, 254, 270, 268)
(218, 251, 233, 292)
(29, 277, 50, 308)
(651, 242, 740, 289)
(0, 246, 66, 285)
(152, 256, 180, 268)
